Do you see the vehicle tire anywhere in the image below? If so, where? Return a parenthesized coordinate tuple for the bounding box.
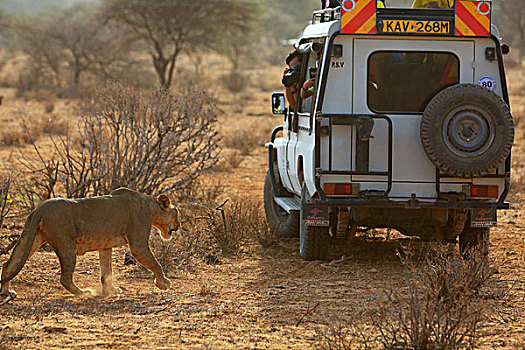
(299, 185, 330, 261)
(459, 225, 490, 256)
(421, 84, 514, 178)
(263, 171, 299, 238)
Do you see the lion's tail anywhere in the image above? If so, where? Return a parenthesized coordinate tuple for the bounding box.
(0, 211, 41, 283)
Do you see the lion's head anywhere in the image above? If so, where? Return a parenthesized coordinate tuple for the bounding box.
(152, 194, 180, 241)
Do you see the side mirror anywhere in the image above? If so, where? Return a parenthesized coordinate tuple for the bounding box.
(501, 44, 510, 55)
(271, 93, 286, 115)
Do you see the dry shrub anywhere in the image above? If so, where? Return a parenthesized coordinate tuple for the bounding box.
(14, 82, 220, 211)
(223, 72, 247, 96)
(149, 223, 210, 271)
(213, 151, 243, 172)
(319, 244, 497, 349)
(198, 279, 219, 297)
(0, 125, 40, 146)
(223, 126, 265, 156)
(0, 177, 11, 229)
(376, 245, 496, 349)
(39, 116, 69, 135)
(204, 197, 271, 254)
(319, 315, 374, 350)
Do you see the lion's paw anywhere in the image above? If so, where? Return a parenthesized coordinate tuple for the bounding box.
(77, 289, 94, 297)
(155, 277, 171, 290)
(0, 290, 16, 299)
(102, 286, 122, 297)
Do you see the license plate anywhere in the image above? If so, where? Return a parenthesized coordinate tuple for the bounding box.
(382, 20, 450, 34)
(471, 208, 497, 228)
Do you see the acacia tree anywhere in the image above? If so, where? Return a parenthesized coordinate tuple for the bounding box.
(104, 0, 257, 89)
(7, 4, 133, 89)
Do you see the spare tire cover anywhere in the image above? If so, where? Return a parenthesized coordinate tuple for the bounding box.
(421, 84, 514, 178)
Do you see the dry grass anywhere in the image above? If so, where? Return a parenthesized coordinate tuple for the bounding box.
(0, 177, 11, 229)
(0, 126, 39, 146)
(212, 151, 243, 173)
(319, 244, 497, 349)
(197, 279, 219, 297)
(203, 197, 271, 254)
(223, 72, 247, 96)
(223, 126, 267, 156)
(38, 116, 69, 135)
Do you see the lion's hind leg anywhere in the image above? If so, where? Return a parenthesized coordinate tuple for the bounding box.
(55, 248, 92, 297)
(1, 230, 45, 298)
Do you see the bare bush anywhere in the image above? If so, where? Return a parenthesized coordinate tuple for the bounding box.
(376, 245, 496, 349)
(0, 126, 39, 146)
(318, 316, 374, 350)
(223, 72, 248, 98)
(16, 82, 220, 211)
(204, 197, 270, 254)
(319, 244, 497, 349)
(0, 177, 11, 229)
(223, 127, 265, 156)
(39, 116, 69, 136)
(213, 151, 243, 173)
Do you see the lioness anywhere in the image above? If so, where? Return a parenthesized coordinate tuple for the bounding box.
(0, 188, 180, 298)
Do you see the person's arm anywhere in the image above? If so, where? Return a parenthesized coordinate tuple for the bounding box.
(301, 79, 315, 99)
(285, 86, 298, 110)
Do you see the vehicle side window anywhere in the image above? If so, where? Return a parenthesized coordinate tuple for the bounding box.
(299, 53, 320, 114)
(368, 51, 459, 113)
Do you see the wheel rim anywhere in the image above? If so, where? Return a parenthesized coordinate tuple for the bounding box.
(442, 105, 495, 158)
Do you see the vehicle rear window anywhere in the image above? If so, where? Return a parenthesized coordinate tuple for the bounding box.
(368, 51, 459, 113)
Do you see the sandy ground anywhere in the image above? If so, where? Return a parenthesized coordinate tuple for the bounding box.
(0, 64, 523, 349)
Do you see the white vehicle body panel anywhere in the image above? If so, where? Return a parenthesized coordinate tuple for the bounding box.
(272, 21, 509, 206)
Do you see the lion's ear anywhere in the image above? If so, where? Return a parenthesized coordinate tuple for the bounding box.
(157, 194, 172, 211)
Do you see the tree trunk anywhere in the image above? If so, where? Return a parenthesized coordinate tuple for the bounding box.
(166, 49, 180, 89)
(73, 67, 81, 87)
(153, 55, 169, 88)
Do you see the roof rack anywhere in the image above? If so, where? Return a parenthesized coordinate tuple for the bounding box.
(312, 6, 341, 24)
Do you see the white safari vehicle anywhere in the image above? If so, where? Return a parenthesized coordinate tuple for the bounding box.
(264, 0, 514, 260)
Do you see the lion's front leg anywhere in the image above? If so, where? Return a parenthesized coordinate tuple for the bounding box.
(128, 237, 170, 291)
(99, 249, 121, 297)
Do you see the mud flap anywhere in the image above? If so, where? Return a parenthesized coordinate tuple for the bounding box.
(303, 206, 330, 227)
(470, 208, 497, 228)
(302, 189, 329, 227)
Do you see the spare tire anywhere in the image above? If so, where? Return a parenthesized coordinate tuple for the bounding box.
(421, 84, 514, 178)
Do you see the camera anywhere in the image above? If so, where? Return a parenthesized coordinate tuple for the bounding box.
(282, 65, 301, 88)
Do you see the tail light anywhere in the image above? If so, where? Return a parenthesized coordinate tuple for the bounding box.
(323, 183, 359, 196)
(469, 185, 499, 198)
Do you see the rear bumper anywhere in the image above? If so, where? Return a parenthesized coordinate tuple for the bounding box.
(313, 197, 509, 210)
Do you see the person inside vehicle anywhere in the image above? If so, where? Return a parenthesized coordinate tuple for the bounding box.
(301, 67, 317, 100)
(282, 51, 303, 110)
(412, 0, 452, 8)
